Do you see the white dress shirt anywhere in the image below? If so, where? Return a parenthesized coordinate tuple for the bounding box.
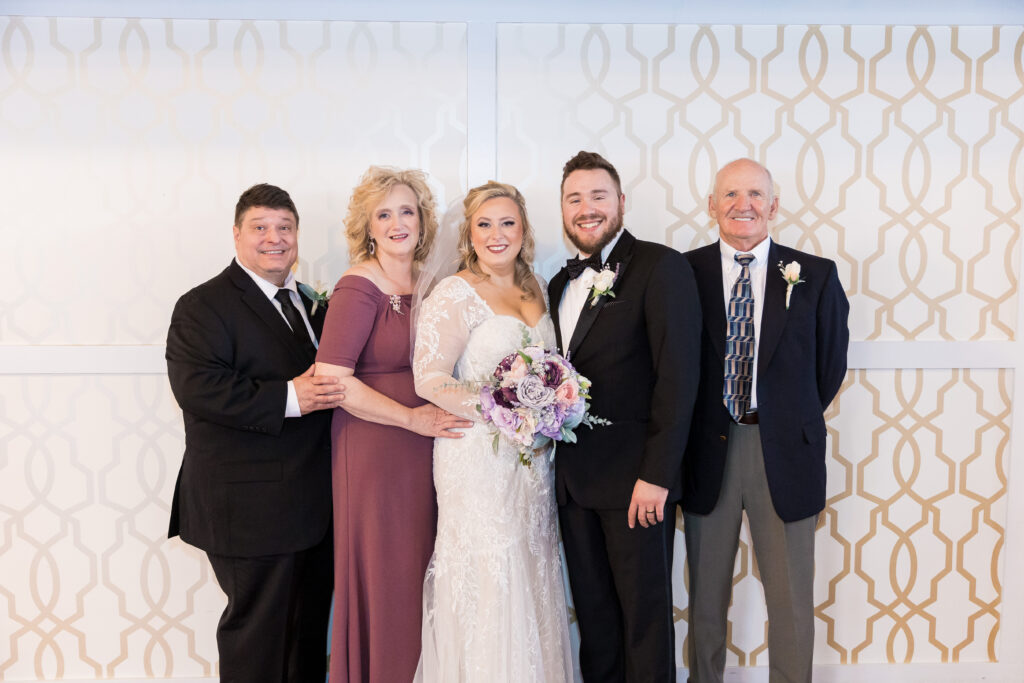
(235, 257, 318, 418)
(719, 236, 771, 411)
(558, 230, 624, 355)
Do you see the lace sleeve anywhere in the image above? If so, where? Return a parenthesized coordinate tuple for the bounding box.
(413, 277, 487, 421)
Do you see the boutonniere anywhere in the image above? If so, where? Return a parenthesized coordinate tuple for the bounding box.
(589, 264, 620, 307)
(778, 261, 805, 309)
(298, 282, 331, 315)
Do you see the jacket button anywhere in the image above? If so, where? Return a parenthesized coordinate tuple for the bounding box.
(719, 435, 727, 441)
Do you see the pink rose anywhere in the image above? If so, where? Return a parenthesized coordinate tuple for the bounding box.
(501, 355, 530, 387)
(555, 378, 580, 406)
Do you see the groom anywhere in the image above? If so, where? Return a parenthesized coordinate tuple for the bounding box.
(549, 150, 702, 682)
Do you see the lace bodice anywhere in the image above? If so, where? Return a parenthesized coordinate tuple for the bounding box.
(413, 275, 556, 420)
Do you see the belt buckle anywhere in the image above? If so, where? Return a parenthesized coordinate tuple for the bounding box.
(738, 410, 759, 425)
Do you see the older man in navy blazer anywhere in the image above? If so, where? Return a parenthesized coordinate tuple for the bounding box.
(682, 159, 849, 683)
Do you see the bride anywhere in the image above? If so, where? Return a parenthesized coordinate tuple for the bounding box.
(412, 181, 574, 682)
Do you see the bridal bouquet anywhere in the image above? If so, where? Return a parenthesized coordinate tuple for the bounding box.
(478, 342, 608, 467)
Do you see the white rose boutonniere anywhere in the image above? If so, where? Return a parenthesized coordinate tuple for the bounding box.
(589, 264, 620, 306)
(778, 261, 805, 310)
(298, 282, 331, 315)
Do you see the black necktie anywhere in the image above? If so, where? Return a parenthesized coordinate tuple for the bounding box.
(274, 289, 316, 357)
(565, 253, 603, 280)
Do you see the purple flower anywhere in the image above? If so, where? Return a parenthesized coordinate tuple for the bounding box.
(563, 399, 586, 430)
(537, 405, 564, 439)
(496, 352, 517, 375)
(516, 375, 556, 408)
(542, 360, 565, 387)
(491, 406, 520, 434)
(495, 386, 518, 409)
(479, 386, 496, 413)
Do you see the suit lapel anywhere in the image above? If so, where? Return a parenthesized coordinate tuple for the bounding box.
(229, 261, 313, 365)
(567, 230, 636, 359)
(549, 270, 569, 354)
(758, 241, 787, 370)
(694, 243, 727, 363)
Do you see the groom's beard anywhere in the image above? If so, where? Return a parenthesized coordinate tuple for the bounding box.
(563, 209, 624, 259)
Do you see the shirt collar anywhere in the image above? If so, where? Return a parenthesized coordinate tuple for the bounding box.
(719, 235, 771, 267)
(234, 256, 297, 300)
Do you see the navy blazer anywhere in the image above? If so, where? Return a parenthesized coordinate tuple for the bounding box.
(166, 260, 333, 557)
(549, 230, 702, 508)
(682, 240, 849, 522)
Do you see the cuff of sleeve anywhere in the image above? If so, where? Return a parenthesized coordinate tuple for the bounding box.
(285, 380, 301, 418)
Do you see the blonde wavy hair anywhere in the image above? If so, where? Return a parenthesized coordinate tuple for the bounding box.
(344, 166, 439, 264)
(458, 181, 536, 300)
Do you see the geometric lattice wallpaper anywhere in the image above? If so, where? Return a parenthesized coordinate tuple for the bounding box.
(499, 24, 1023, 341)
(1, 13, 1021, 681)
(674, 369, 1010, 667)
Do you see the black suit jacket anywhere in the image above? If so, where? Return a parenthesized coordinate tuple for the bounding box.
(683, 240, 850, 522)
(549, 230, 702, 509)
(166, 260, 332, 557)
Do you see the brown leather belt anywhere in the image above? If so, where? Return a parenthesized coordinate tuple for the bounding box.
(737, 410, 759, 425)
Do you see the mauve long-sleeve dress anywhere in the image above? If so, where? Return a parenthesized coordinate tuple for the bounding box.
(316, 274, 437, 683)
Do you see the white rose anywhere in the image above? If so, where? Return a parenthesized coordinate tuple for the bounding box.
(783, 261, 801, 281)
(593, 268, 616, 291)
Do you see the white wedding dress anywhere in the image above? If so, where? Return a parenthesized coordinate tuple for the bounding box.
(412, 275, 573, 683)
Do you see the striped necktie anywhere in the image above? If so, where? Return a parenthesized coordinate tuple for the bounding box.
(723, 252, 755, 422)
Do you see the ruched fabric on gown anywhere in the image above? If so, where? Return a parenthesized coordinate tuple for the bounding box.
(317, 275, 437, 683)
(411, 275, 573, 683)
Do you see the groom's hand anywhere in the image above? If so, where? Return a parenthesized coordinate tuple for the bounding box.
(628, 479, 670, 529)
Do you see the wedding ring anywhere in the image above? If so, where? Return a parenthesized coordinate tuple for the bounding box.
(645, 508, 656, 514)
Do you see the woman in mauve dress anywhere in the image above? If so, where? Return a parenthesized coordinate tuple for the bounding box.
(315, 166, 470, 683)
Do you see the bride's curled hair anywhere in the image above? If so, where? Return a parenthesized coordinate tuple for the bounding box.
(457, 181, 536, 300)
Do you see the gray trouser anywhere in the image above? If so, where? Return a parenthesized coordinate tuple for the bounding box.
(684, 422, 816, 683)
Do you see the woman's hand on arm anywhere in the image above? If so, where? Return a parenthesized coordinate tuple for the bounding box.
(408, 404, 472, 439)
(316, 362, 470, 437)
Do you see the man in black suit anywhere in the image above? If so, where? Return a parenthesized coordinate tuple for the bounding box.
(682, 158, 849, 683)
(166, 184, 344, 683)
(549, 151, 702, 682)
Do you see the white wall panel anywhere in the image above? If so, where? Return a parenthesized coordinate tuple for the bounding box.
(0, 17, 467, 345)
(2, 5, 1023, 682)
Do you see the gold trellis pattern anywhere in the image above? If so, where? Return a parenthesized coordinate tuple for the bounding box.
(666, 369, 1009, 668)
(497, 24, 1023, 341)
(0, 371, 1009, 676)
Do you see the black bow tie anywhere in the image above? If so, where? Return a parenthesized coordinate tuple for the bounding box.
(566, 253, 603, 280)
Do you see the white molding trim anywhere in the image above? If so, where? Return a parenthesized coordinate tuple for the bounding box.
(32, 661, 1024, 683)
(0, 345, 168, 374)
(1, 341, 1019, 374)
(4, 0, 1024, 24)
(708, 662, 1022, 682)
